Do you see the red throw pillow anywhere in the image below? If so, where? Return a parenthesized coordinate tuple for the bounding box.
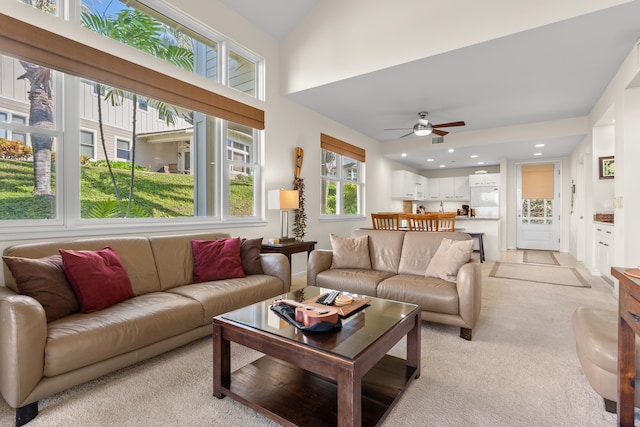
(192, 237, 245, 283)
(59, 247, 134, 313)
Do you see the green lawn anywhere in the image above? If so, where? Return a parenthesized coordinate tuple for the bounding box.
(1, 159, 255, 219)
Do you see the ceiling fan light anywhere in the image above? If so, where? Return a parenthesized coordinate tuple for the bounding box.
(413, 122, 433, 136)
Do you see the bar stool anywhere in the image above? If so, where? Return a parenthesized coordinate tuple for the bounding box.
(468, 232, 485, 262)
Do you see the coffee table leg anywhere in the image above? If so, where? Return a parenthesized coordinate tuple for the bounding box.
(406, 312, 421, 378)
(337, 368, 361, 427)
(212, 323, 230, 398)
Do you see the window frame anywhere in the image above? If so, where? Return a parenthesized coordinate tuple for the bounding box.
(319, 149, 365, 220)
(0, 3, 267, 239)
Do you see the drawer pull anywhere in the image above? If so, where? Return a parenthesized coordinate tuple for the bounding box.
(628, 312, 640, 322)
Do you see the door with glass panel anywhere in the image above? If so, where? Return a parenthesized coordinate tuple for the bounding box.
(516, 162, 560, 250)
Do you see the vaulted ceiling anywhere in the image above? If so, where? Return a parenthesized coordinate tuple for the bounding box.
(222, 0, 640, 170)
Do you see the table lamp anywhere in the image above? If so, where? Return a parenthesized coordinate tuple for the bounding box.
(268, 189, 299, 243)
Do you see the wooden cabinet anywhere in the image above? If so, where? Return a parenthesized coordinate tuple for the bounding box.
(391, 170, 425, 200)
(425, 176, 469, 201)
(469, 173, 500, 187)
(594, 223, 614, 283)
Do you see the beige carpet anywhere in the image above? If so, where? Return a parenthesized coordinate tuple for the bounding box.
(523, 250, 560, 265)
(0, 260, 617, 426)
(489, 261, 591, 288)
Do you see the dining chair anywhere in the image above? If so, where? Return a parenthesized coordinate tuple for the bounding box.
(437, 212, 457, 231)
(405, 213, 438, 231)
(371, 213, 400, 230)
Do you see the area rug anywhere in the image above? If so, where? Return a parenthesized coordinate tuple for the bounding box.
(489, 261, 591, 288)
(523, 250, 560, 265)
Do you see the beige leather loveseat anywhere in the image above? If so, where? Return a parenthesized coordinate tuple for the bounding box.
(572, 306, 640, 412)
(307, 229, 481, 340)
(0, 232, 289, 426)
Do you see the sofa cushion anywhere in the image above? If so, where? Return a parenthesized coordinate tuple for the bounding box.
(192, 238, 245, 283)
(240, 238, 264, 275)
(397, 233, 437, 275)
(329, 234, 372, 270)
(148, 232, 231, 290)
(377, 274, 459, 315)
(425, 238, 474, 282)
(60, 247, 135, 313)
(167, 275, 285, 324)
(2, 254, 80, 321)
(316, 269, 394, 297)
(3, 237, 162, 296)
(351, 229, 404, 273)
(44, 292, 204, 377)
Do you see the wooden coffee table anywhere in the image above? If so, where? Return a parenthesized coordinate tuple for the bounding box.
(212, 286, 421, 427)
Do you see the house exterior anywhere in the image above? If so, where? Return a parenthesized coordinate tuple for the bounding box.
(0, 56, 193, 173)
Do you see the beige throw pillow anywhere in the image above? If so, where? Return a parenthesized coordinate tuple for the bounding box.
(425, 238, 474, 282)
(330, 234, 372, 270)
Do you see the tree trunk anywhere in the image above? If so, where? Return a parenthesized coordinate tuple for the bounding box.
(18, 62, 54, 197)
(96, 83, 120, 200)
(126, 94, 138, 217)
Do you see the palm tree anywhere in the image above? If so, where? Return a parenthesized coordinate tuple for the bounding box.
(17, 0, 56, 197)
(18, 63, 54, 197)
(81, 9, 193, 216)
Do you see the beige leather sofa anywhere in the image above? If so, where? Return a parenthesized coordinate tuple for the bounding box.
(572, 306, 640, 412)
(0, 232, 289, 426)
(307, 229, 481, 340)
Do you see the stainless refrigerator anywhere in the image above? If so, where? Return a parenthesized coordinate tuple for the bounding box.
(470, 186, 499, 218)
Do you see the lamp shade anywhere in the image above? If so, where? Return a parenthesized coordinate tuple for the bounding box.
(268, 189, 299, 210)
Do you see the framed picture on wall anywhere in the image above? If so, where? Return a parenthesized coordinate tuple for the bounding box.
(599, 156, 615, 179)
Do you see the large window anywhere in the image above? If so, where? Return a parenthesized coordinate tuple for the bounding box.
(320, 134, 365, 217)
(0, 1, 265, 233)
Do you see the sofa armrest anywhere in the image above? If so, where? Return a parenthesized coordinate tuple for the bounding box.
(0, 293, 47, 408)
(260, 253, 291, 293)
(307, 250, 333, 287)
(455, 261, 482, 329)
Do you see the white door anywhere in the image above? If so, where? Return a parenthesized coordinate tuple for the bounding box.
(516, 162, 560, 250)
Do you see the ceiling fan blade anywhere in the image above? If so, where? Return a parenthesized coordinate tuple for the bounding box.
(433, 129, 449, 136)
(432, 121, 466, 128)
(384, 127, 412, 131)
(400, 131, 414, 138)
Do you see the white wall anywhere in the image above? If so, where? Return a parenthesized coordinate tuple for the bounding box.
(281, 0, 631, 94)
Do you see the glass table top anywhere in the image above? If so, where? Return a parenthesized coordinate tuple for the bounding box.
(218, 286, 419, 359)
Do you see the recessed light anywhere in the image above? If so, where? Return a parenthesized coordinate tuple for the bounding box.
(426, 158, 434, 162)
(477, 162, 485, 165)
(534, 152, 542, 156)
(448, 148, 455, 153)
(439, 164, 446, 168)
(470, 155, 478, 158)
(401, 153, 407, 157)
(535, 144, 544, 147)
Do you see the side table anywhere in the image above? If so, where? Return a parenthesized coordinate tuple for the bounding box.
(260, 240, 317, 269)
(613, 267, 640, 426)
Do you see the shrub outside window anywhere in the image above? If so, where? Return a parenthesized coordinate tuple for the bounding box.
(320, 149, 364, 216)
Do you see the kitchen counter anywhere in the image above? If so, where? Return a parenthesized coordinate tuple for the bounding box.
(455, 218, 502, 261)
(456, 216, 501, 220)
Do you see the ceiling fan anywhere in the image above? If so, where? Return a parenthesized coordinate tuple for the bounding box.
(384, 112, 465, 137)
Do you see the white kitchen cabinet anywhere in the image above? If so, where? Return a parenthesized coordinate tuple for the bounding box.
(426, 176, 469, 201)
(426, 177, 441, 200)
(391, 170, 425, 200)
(594, 223, 615, 283)
(469, 173, 500, 187)
(439, 177, 455, 200)
(454, 176, 470, 200)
